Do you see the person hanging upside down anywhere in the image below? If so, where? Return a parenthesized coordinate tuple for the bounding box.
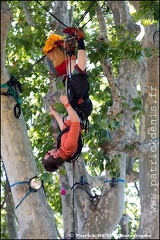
(42, 27, 93, 172)
(42, 95, 81, 172)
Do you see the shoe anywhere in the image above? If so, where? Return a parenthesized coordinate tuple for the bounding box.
(54, 40, 64, 46)
(62, 27, 84, 40)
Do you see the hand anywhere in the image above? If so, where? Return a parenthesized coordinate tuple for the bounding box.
(49, 106, 57, 116)
(59, 95, 69, 105)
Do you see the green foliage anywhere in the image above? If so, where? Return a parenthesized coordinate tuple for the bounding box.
(1, 208, 9, 240)
(130, 96, 146, 120)
(131, 0, 159, 27)
(2, 0, 158, 238)
(105, 154, 121, 178)
(139, 1, 159, 21)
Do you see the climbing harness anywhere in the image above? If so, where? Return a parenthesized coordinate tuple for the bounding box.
(1, 76, 22, 118)
(56, 124, 84, 163)
(10, 176, 44, 209)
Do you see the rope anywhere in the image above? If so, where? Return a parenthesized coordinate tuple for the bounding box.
(1, 158, 19, 223)
(36, 0, 96, 29)
(74, 1, 97, 28)
(70, 163, 76, 239)
(104, 178, 125, 187)
(16, 55, 46, 81)
(10, 176, 43, 209)
(10, 182, 33, 209)
(1, 55, 46, 119)
(36, 0, 68, 28)
(1, 76, 22, 119)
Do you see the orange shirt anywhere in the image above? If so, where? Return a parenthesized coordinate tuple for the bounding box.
(58, 119, 81, 160)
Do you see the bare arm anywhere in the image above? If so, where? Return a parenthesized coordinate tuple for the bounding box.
(60, 95, 80, 123)
(49, 107, 63, 130)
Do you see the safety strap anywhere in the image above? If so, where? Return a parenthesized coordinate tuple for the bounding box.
(1, 76, 22, 118)
(10, 176, 44, 209)
(104, 178, 125, 187)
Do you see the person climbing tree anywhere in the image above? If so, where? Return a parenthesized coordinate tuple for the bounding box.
(42, 27, 93, 172)
(43, 27, 93, 122)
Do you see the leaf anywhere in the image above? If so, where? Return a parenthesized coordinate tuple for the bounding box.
(106, 130, 112, 141)
(124, 144, 134, 150)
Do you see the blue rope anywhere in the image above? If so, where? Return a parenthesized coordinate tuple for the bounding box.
(104, 179, 125, 184)
(10, 178, 42, 209)
(1, 84, 21, 105)
(1, 80, 22, 118)
(15, 190, 33, 209)
(10, 181, 29, 187)
(10, 181, 31, 209)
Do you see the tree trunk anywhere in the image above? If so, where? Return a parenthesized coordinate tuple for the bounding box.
(1, 2, 57, 239)
(5, 178, 19, 239)
(136, 25, 159, 239)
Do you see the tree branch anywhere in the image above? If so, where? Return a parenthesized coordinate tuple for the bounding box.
(126, 169, 139, 183)
(102, 125, 125, 153)
(107, 1, 141, 34)
(95, 2, 109, 43)
(102, 60, 123, 117)
(95, 2, 122, 117)
(129, 1, 140, 12)
(21, 1, 36, 27)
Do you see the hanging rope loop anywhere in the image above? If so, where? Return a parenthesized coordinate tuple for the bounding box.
(14, 103, 21, 119)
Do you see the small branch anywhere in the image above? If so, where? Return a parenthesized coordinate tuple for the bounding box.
(95, 2, 122, 117)
(126, 169, 139, 183)
(21, 1, 36, 27)
(95, 2, 109, 43)
(102, 60, 122, 117)
(102, 125, 125, 153)
(107, 1, 141, 34)
(129, 1, 140, 12)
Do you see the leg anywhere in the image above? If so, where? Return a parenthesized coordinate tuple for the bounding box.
(62, 27, 87, 73)
(75, 30, 87, 72)
(77, 49, 87, 72)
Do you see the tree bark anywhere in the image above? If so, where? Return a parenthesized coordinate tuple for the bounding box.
(5, 178, 19, 239)
(136, 25, 159, 239)
(1, 2, 57, 239)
